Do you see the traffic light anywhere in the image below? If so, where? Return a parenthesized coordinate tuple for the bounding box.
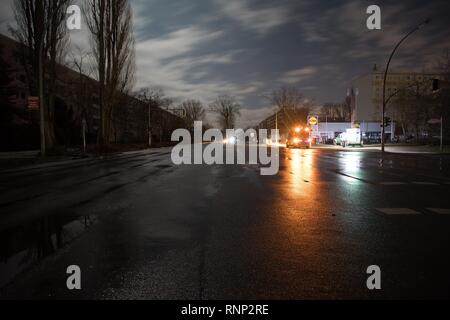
(432, 79, 440, 92)
(380, 117, 391, 127)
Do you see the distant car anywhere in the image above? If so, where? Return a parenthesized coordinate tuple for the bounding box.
(286, 127, 312, 149)
(362, 132, 382, 144)
(334, 133, 343, 146)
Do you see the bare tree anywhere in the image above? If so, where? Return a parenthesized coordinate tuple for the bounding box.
(320, 103, 334, 120)
(135, 87, 174, 143)
(271, 86, 311, 128)
(179, 100, 205, 130)
(391, 79, 434, 141)
(11, 0, 70, 150)
(210, 95, 241, 130)
(68, 46, 94, 124)
(321, 100, 352, 121)
(390, 89, 414, 139)
(136, 88, 173, 109)
(271, 86, 305, 110)
(84, 0, 136, 146)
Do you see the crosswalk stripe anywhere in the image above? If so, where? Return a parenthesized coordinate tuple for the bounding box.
(427, 208, 450, 215)
(376, 208, 422, 215)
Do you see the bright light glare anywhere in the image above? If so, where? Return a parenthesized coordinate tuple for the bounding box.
(295, 127, 301, 133)
(293, 138, 300, 143)
(341, 153, 362, 174)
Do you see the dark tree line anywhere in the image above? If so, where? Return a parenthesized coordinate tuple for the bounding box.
(390, 51, 450, 142)
(10, 0, 70, 150)
(9, 0, 136, 151)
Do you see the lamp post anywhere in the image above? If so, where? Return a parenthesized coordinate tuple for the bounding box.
(381, 18, 430, 152)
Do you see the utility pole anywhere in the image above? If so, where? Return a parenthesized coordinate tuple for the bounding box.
(381, 18, 430, 152)
(82, 118, 87, 154)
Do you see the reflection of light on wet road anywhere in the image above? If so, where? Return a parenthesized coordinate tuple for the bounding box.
(272, 148, 323, 249)
(339, 152, 362, 174)
(286, 149, 317, 197)
(335, 153, 364, 185)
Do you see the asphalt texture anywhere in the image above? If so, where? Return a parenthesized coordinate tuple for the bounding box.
(1, 146, 450, 299)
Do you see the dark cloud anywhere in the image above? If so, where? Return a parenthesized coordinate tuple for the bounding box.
(1, 0, 449, 127)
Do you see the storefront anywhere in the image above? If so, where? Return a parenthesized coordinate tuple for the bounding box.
(310, 121, 396, 144)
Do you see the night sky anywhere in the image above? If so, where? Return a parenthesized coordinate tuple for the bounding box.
(1, 0, 449, 127)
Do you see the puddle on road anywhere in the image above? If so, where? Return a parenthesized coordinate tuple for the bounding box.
(0, 212, 97, 288)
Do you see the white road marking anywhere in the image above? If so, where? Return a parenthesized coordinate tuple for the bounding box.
(376, 208, 422, 215)
(427, 208, 450, 215)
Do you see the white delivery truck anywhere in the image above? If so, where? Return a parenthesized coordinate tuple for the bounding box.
(341, 128, 363, 147)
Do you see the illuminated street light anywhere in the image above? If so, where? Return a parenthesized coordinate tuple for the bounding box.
(381, 18, 431, 152)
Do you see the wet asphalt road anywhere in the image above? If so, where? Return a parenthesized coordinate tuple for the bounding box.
(1, 146, 450, 299)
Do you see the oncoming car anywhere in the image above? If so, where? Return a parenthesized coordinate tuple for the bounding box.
(286, 127, 312, 149)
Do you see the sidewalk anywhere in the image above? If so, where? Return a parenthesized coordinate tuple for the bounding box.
(384, 145, 449, 154)
(313, 144, 450, 154)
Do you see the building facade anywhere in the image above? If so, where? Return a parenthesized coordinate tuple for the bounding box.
(0, 34, 184, 151)
(352, 66, 440, 123)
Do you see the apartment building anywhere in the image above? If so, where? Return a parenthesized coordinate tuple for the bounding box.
(0, 34, 184, 150)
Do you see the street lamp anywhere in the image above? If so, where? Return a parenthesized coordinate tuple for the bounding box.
(381, 18, 430, 152)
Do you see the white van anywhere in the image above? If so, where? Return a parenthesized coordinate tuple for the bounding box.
(341, 128, 363, 147)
